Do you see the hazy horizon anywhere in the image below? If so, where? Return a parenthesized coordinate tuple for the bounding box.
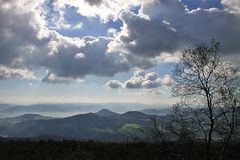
(0, 102, 170, 118)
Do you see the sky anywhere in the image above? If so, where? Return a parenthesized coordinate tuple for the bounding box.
(0, 0, 240, 105)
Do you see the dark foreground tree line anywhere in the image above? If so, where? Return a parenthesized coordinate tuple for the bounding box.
(0, 140, 240, 160)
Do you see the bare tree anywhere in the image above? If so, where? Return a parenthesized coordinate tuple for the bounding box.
(165, 104, 196, 142)
(149, 115, 167, 144)
(215, 84, 240, 160)
(171, 39, 239, 160)
(149, 114, 185, 160)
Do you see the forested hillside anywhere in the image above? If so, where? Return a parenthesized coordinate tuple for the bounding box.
(0, 140, 240, 160)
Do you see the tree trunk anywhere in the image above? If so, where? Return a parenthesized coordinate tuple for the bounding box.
(206, 122, 213, 160)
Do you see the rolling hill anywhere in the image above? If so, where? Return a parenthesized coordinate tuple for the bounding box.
(0, 109, 155, 141)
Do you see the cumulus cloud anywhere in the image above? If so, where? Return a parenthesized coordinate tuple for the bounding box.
(41, 36, 129, 79)
(124, 70, 173, 89)
(108, 0, 240, 64)
(105, 80, 122, 88)
(162, 74, 174, 86)
(156, 52, 182, 63)
(124, 70, 162, 89)
(0, 65, 36, 80)
(0, 0, 48, 67)
(148, 88, 163, 95)
(106, 70, 173, 89)
(0, 0, 130, 82)
(75, 52, 85, 60)
(221, 0, 240, 14)
(52, 0, 152, 22)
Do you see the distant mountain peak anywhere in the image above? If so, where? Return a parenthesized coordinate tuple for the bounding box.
(121, 111, 147, 117)
(95, 109, 118, 117)
(19, 114, 42, 117)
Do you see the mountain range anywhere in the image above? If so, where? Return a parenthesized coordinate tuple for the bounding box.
(0, 109, 166, 141)
(0, 103, 169, 118)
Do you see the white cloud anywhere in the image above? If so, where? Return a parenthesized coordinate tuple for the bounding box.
(52, 0, 152, 22)
(161, 74, 173, 86)
(125, 75, 145, 88)
(107, 28, 118, 37)
(0, 0, 49, 67)
(73, 23, 83, 29)
(221, 0, 240, 14)
(124, 70, 162, 89)
(105, 80, 123, 88)
(148, 88, 163, 95)
(156, 52, 182, 63)
(106, 70, 172, 89)
(0, 65, 36, 80)
(75, 52, 85, 60)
